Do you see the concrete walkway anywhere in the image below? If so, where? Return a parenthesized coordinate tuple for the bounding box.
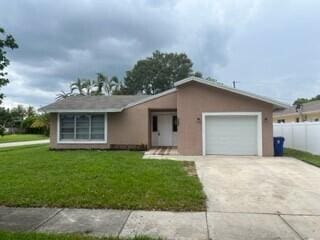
(0, 139, 49, 148)
(0, 206, 319, 239)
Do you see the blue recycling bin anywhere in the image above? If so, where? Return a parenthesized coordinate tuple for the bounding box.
(274, 137, 285, 156)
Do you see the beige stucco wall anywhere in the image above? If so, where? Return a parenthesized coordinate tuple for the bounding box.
(176, 82, 274, 156)
(108, 92, 177, 146)
(49, 92, 177, 149)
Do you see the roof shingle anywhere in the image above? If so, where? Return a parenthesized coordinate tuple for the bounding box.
(39, 95, 149, 112)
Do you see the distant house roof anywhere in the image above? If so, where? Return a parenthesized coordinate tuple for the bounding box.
(273, 100, 320, 117)
(174, 77, 289, 109)
(39, 95, 149, 113)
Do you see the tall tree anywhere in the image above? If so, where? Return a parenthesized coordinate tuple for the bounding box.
(95, 73, 119, 96)
(0, 107, 11, 136)
(56, 90, 72, 100)
(82, 79, 95, 95)
(123, 50, 197, 95)
(31, 113, 49, 136)
(26, 106, 36, 118)
(94, 73, 105, 95)
(10, 105, 26, 128)
(112, 81, 130, 95)
(104, 76, 119, 96)
(66, 75, 120, 97)
(293, 95, 320, 105)
(0, 27, 18, 104)
(70, 78, 86, 95)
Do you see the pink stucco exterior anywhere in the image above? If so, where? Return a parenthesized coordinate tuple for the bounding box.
(50, 92, 177, 149)
(176, 82, 273, 156)
(49, 81, 274, 156)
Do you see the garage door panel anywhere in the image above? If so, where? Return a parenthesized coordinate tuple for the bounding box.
(205, 115, 258, 155)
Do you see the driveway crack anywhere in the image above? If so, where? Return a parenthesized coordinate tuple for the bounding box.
(278, 215, 304, 240)
(205, 211, 211, 240)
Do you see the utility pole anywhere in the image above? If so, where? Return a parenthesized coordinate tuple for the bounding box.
(232, 80, 238, 88)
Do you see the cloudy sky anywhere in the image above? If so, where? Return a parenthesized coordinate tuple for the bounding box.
(1, 0, 320, 108)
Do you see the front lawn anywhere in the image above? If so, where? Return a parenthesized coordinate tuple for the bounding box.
(0, 231, 157, 240)
(0, 145, 205, 211)
(0, 134, 48, 143)
(285, 148, 320, 167)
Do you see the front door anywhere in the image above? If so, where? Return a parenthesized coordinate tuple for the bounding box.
(158, 115, 172, 146)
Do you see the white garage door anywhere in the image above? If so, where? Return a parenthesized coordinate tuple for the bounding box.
(204, 115, 259, 155)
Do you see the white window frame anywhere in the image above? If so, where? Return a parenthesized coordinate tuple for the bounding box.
(202, 112, 263, 156)
(57, 113, 108, 144)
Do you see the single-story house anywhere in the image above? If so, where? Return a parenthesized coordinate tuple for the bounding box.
(273, 100, 320, 123)
(40, 77, 288, 156)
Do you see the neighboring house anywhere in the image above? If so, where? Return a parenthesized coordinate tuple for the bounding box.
(273, 100, 320, 123)
(40, 77, 288, 156)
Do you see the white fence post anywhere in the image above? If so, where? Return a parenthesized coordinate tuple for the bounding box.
(273, 122, 320, 155)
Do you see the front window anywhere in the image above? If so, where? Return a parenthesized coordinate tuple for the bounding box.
(59, 114, 105, 141)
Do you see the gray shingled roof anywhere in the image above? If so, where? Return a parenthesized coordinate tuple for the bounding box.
(39, 95, 150, 112)
(273, 100, 320, 116)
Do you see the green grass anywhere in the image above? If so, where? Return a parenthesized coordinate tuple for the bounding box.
(0, 231, 158, 240)
(0, 134, 48, 143)
(0, 145, 205, 211)
(285, 148, 320, 167)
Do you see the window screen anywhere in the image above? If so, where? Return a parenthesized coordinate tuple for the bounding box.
(60, 114, 75, 140)
(91, 115, 105, 139)
(76, 115, 90, 139)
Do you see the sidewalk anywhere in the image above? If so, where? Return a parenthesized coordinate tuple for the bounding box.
(0, 207, 208, 239)
(1, 206, 318, 239)
(0, 139, 49, 148)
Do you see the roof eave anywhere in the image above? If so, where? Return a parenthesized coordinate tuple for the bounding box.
(39, 108, 124, 113)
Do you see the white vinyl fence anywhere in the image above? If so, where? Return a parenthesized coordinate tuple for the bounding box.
(273, 122, 320, 155)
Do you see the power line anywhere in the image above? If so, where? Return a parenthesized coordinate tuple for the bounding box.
(227, 80, 293, 103)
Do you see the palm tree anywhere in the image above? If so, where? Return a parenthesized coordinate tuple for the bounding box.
(70, 78, 86, 95)
(94, 73, 106, 95)
(103, 76, 119, 96)
(56, 90, 72, 101)
(82, 79, 95, 95)
(26, 106, 36, 118)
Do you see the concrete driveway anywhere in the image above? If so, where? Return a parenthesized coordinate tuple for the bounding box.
(195, 156, 320, 239)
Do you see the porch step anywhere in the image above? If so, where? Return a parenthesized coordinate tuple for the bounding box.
(145, 147, 179, 156)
